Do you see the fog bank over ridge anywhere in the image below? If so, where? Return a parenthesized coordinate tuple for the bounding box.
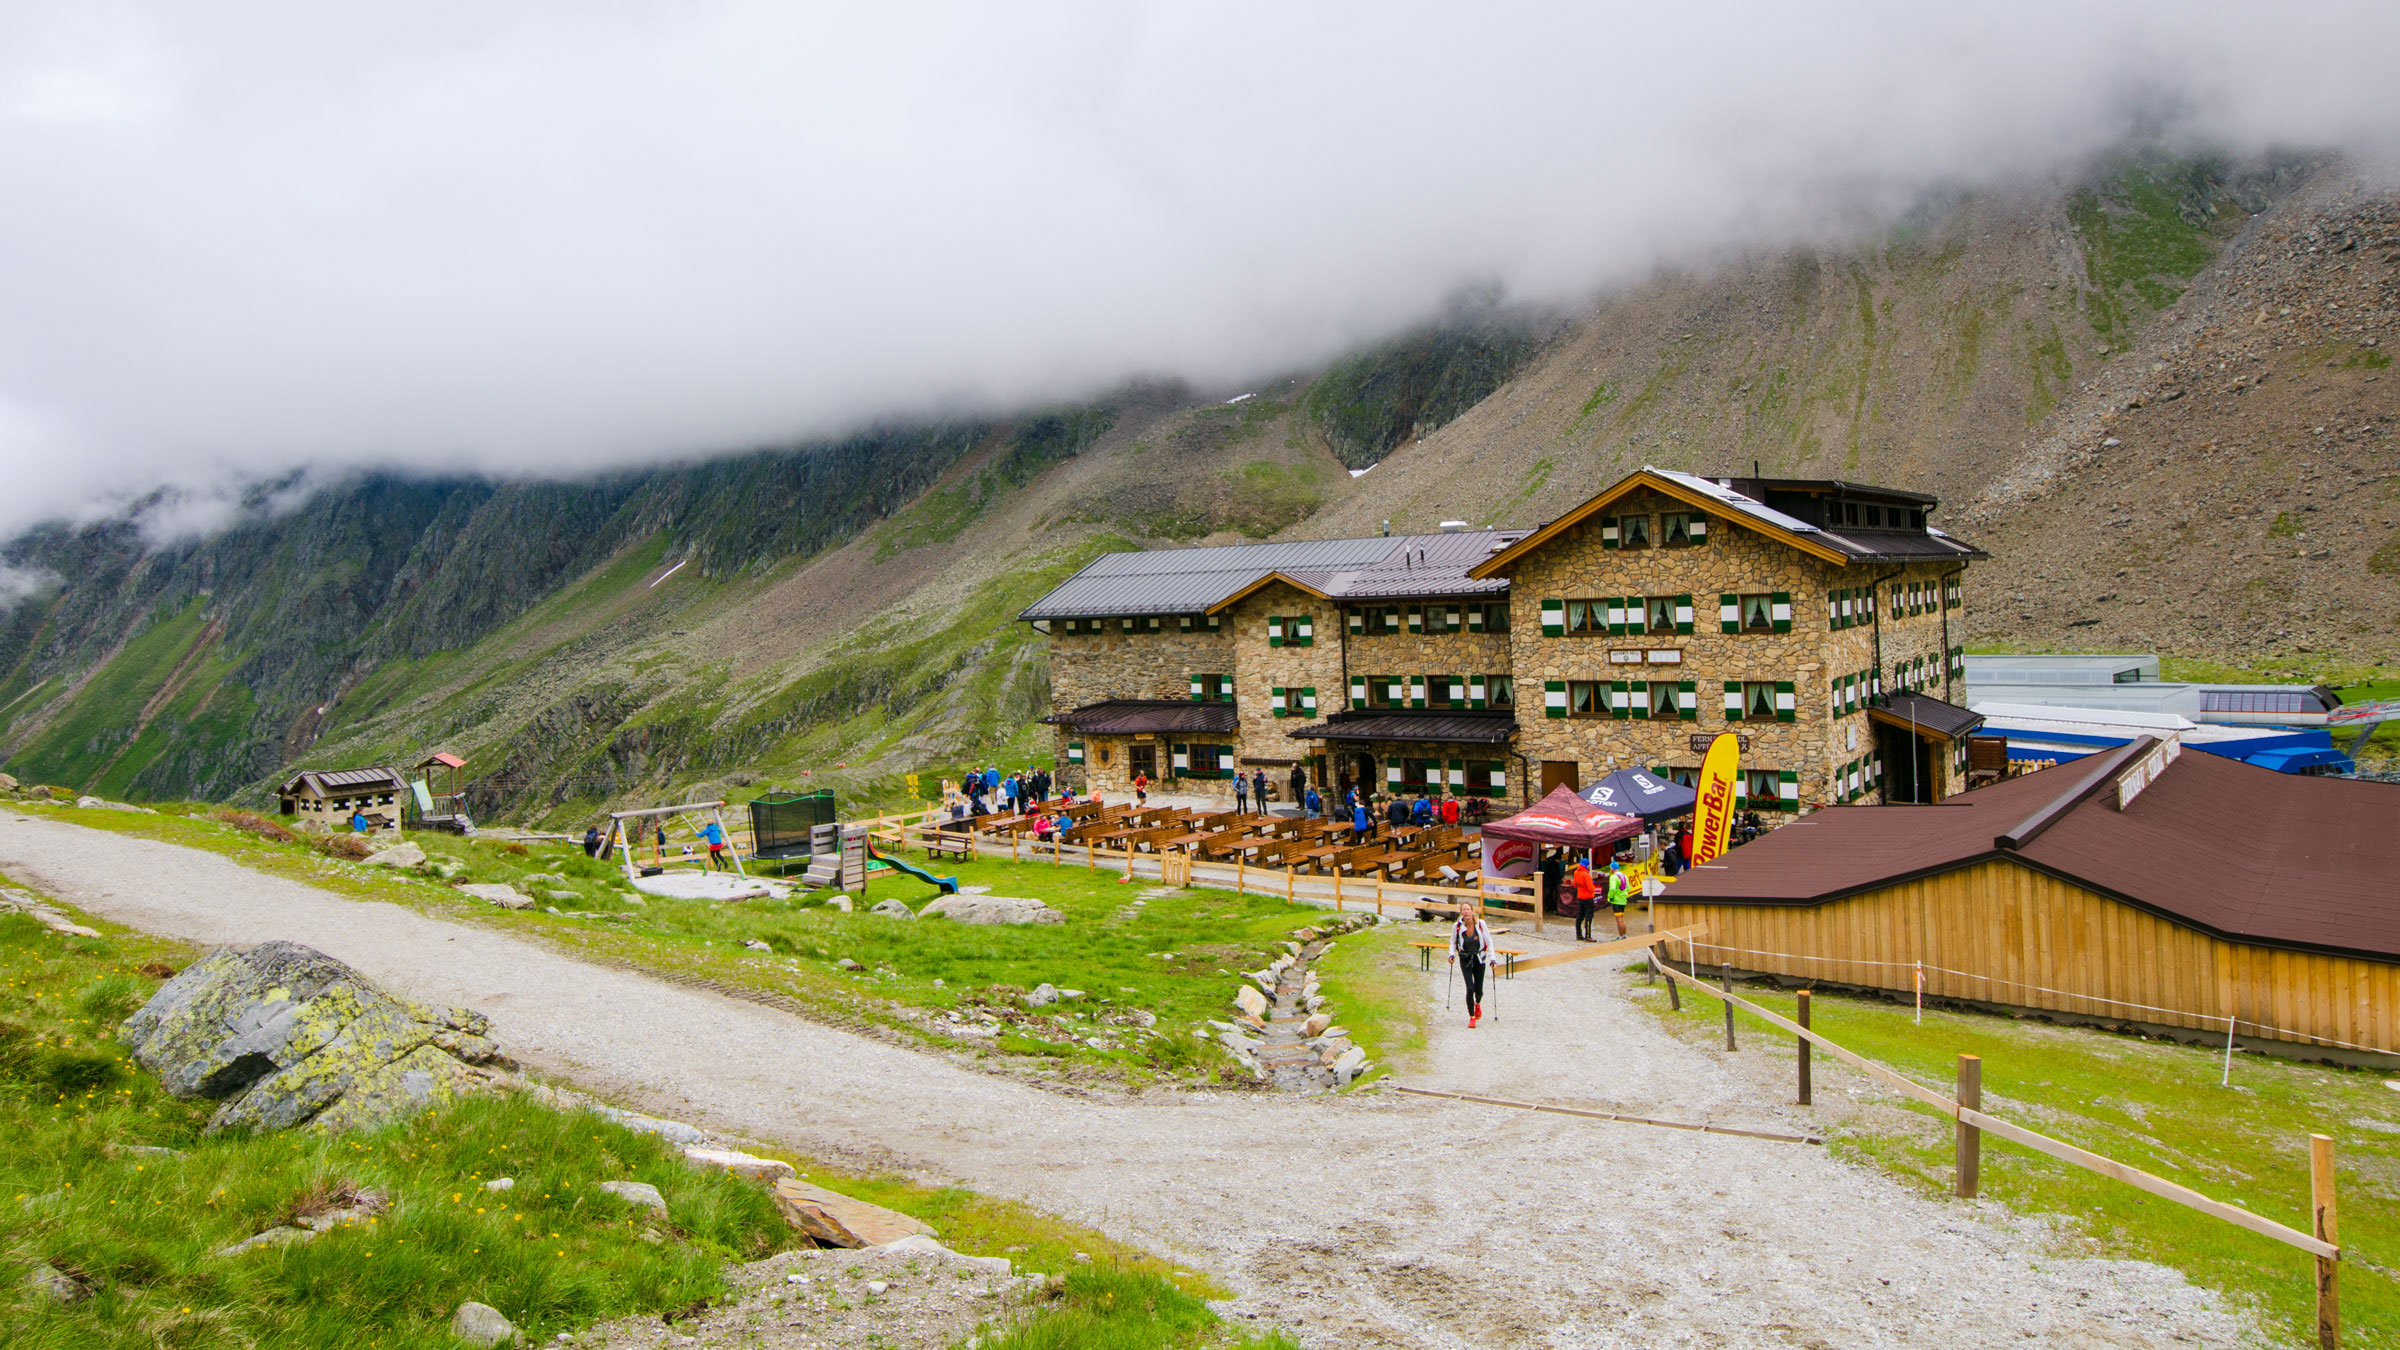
(2, 1, 2398, 536)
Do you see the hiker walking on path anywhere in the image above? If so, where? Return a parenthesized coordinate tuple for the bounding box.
(1234, 773, 1249, 812)
(1448, 901, 1498, 1028)
(1289, 764, 1306, 808)
(1303, 784, 1322, 817)
(1133, 771, 1149, 806)
(1351, 798, 1372, 842)
(1253, 768, 1269, 808)
(1570, 855, 1597, 942)
(1605, 861, 1633, 939)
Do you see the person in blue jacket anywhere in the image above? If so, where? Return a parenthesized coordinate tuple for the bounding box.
(702, 817, 729, 871)
(1411, 794, 1435, 825)
(1351, 799, 1372, 842)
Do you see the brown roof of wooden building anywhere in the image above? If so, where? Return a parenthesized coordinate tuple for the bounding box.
(1040, 700, 1241, 736)
(1668, 739, 2400, 962)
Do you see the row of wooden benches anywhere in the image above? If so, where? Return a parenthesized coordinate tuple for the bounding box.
(939, 804, 1482, 885)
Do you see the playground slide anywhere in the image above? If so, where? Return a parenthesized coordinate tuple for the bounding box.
(866, 846, 959, 895)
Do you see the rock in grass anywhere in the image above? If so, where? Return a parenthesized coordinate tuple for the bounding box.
(120, 941, 508, 1136)
(451, 1301, 524, 1347)
(869, 898, 915, 920)
(598, 1180, 668, 1213)
(362, 841, 427, 869)
(26, 1262, 90, 1303)
(1024, 983, 1060, 1008)
(458, 883, 535, 910)
(917, 895, 1065, 926)
(835, 957, 862, 970)
(214, 1226, 316, 1257)
(682, 1146, 795, 1182)
(1234, 985, 1267, 1020)
(482, 1177, 515, 1192)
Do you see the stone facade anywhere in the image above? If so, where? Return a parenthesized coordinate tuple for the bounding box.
(1502, 488, 1976, 813)
(1037, 483, 1978, 819)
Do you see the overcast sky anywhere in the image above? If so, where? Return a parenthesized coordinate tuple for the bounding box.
(1, 1, 2396, 539)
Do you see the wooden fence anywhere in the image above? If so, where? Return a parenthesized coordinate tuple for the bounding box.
(1648, 957, 2346, 1348)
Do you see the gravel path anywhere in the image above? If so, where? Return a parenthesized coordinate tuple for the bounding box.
(0, 812, 2268, 1348)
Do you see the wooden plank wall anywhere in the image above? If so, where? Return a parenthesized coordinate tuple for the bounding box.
(1655, 859, 2400, 1054)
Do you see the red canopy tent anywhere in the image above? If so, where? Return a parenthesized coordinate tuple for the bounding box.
(1480, 784, 1644, 852)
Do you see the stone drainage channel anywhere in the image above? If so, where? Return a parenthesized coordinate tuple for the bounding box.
(1213, 913, 1377, 1092)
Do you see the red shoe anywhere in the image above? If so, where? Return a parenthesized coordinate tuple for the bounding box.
(1468, 1012, 1480, 1028)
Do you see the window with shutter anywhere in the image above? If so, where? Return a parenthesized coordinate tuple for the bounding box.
(1448, 758, 1466, 794)
(1067, 741, 1084, 763)
(1674, 594, 1695, 634)
(1171, 745, 1190, 773)
(1771, 592, 1793, 634)
(1777, 769, 1799, 812)
(1544, 679, 1568, 718)
(1466, 606, 1484, 632)
(1347, 610, 1364, 635)
(1270, 686, 1287, 718)
(1350, 675, 1368, 707)
(1719, 593, 1740, 633)
(1775, 680, 1797, 722)
(1723, 680, 1743, 719)
(1541, 599, 1564, 637)
(1611, 680, 1632, 719)
(1189, 675, 1204, 702)
(1488, 675, 1515, 709)
(1678, 678, 1698, 721)
(1299, 687, 1317, 715)
(1490, 762, 1508, 790)
(1292, 615, 1313, 646)
(1468, 677, 1487, 709)
(1407, 606, 1424, 634)
(1266, 616, 1284, 647)
(1386, 763, 1404, 785)
(1409, 675, 1427, 709)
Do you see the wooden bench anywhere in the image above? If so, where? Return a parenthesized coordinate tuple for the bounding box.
(923, 828, 974, 860)
(1409, 939, 1529, 978)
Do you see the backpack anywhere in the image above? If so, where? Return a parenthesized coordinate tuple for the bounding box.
(1455, 922, 1484, 966)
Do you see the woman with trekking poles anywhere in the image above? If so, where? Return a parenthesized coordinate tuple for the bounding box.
(1447, 900, 1499, 1028)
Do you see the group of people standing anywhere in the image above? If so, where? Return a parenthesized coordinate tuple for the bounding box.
(964, 765, 1052, 816)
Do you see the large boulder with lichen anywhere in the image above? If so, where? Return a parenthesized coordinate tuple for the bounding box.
(120, 941, 512, 1135)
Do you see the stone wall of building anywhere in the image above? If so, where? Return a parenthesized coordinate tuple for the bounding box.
(1225, 588, 1347, 773)
(1047, 621, 1236, 711)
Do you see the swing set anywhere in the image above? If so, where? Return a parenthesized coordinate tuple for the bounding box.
(602, 801, 747, 880)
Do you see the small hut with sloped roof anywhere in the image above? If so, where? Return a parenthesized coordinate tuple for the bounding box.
(277, 767, 409, 833)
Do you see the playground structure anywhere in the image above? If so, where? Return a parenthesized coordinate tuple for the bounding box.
(602, 800, 771, 898)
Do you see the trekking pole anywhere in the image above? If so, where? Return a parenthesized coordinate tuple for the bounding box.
(1446, 958, 1455, 1011)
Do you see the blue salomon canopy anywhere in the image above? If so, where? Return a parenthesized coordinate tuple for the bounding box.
(1582, 769, 1697, 823)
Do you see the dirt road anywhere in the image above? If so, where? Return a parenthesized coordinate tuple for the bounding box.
(0, 811, 2266, 1348)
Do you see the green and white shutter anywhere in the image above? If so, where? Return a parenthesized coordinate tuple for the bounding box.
(1468, 677, 1488, 709)
(1171, 745, 1190, 774)
(1608, 681, 1631, 719)
(1544, 680, 1568, 718)
(1189, 674, 1205, 701)
(1291, 615, 1314, 646)
(1687, 514, 1708, 542)
(1540, 599, 1565, 637)
(1771, 592, 1792, 633)
(1723, 680, 1743, 719)
(1385, 675, 1407, 705)
(1266, 616, 1285, 647)
(1350, 674, 1369, 707)
(1774, 680, 1796, 723)
(1628, 682, 1650, 717)
(1600, 515, 1621, 548)
(1446, 758, 1466, 794)
(1444, 675, 1467, 705)
(1604, 597, 1627, 635)
(1408, 675, 1428, 709)
(1067, 741, 1085, 763)
(1489, 762, 1508, 791)
(1465, 606, 1486, 633)
(1347, 610, 1365, 635)
(1386, 762, 1404, 787)
(1673, 594, 1695, 634)
(1777, 769, 1800, 812)
(1297, 687, 1318, 715)
(1719, 593, 1740, 634)
(1269, 686, 1288, 718)
(1406, 606, 1424, 634)
(1678, 679, 1698, 721)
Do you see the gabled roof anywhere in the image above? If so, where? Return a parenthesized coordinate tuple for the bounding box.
(278, 767, 408, 797)
(416, 752, 466, 770)
(1666, 740, 2400, 962)
(1468, 467, 1985, 578)
(1867, 692, 1985, 742)
(1019, 530, 1521, 621)
(1039, 700, 1241, 735)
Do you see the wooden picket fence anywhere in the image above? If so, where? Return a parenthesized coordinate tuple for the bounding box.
(1647, 956, 2346, 1348)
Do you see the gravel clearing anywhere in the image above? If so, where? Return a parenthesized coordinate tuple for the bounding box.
(0, 812, 2270, 1348)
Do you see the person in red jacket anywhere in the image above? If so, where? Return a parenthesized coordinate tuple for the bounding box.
(1570, 856, 1598, 942)
(1439, 795, 1460, 826)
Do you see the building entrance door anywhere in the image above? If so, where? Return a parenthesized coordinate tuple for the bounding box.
(1128, 743, 1158, 783)
(1541, 760, 1582, 796)
(1877, 725, 1937, 804)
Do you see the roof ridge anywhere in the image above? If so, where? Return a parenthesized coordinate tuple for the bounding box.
(1994, 737, 2152, 851)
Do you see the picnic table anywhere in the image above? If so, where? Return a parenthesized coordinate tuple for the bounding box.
(1409, 939, 1528, 977)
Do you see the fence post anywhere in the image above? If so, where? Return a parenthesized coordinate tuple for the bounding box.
(2313, 1133, 2339, 1350)
(1796, 989, 1813, 1106)
(1956, 1054, 1982, 1199)
(1721, 965, 1737, 1051)
(1653, 950, 1679, 1010)
(1332, 873, 1342, 913)
(1375, 875, 1385, 919)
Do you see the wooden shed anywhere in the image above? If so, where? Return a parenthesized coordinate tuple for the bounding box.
(277, 767, 409, 833)
(1655, 737, 2400, 1062)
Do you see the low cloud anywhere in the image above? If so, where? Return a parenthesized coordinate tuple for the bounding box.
(0, 1, 2396, 537)
(0, 562, 56, 606)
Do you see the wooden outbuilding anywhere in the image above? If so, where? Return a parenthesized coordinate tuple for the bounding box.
(1655, 736, 2400, 1062)
(277, 766, 409, 833)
